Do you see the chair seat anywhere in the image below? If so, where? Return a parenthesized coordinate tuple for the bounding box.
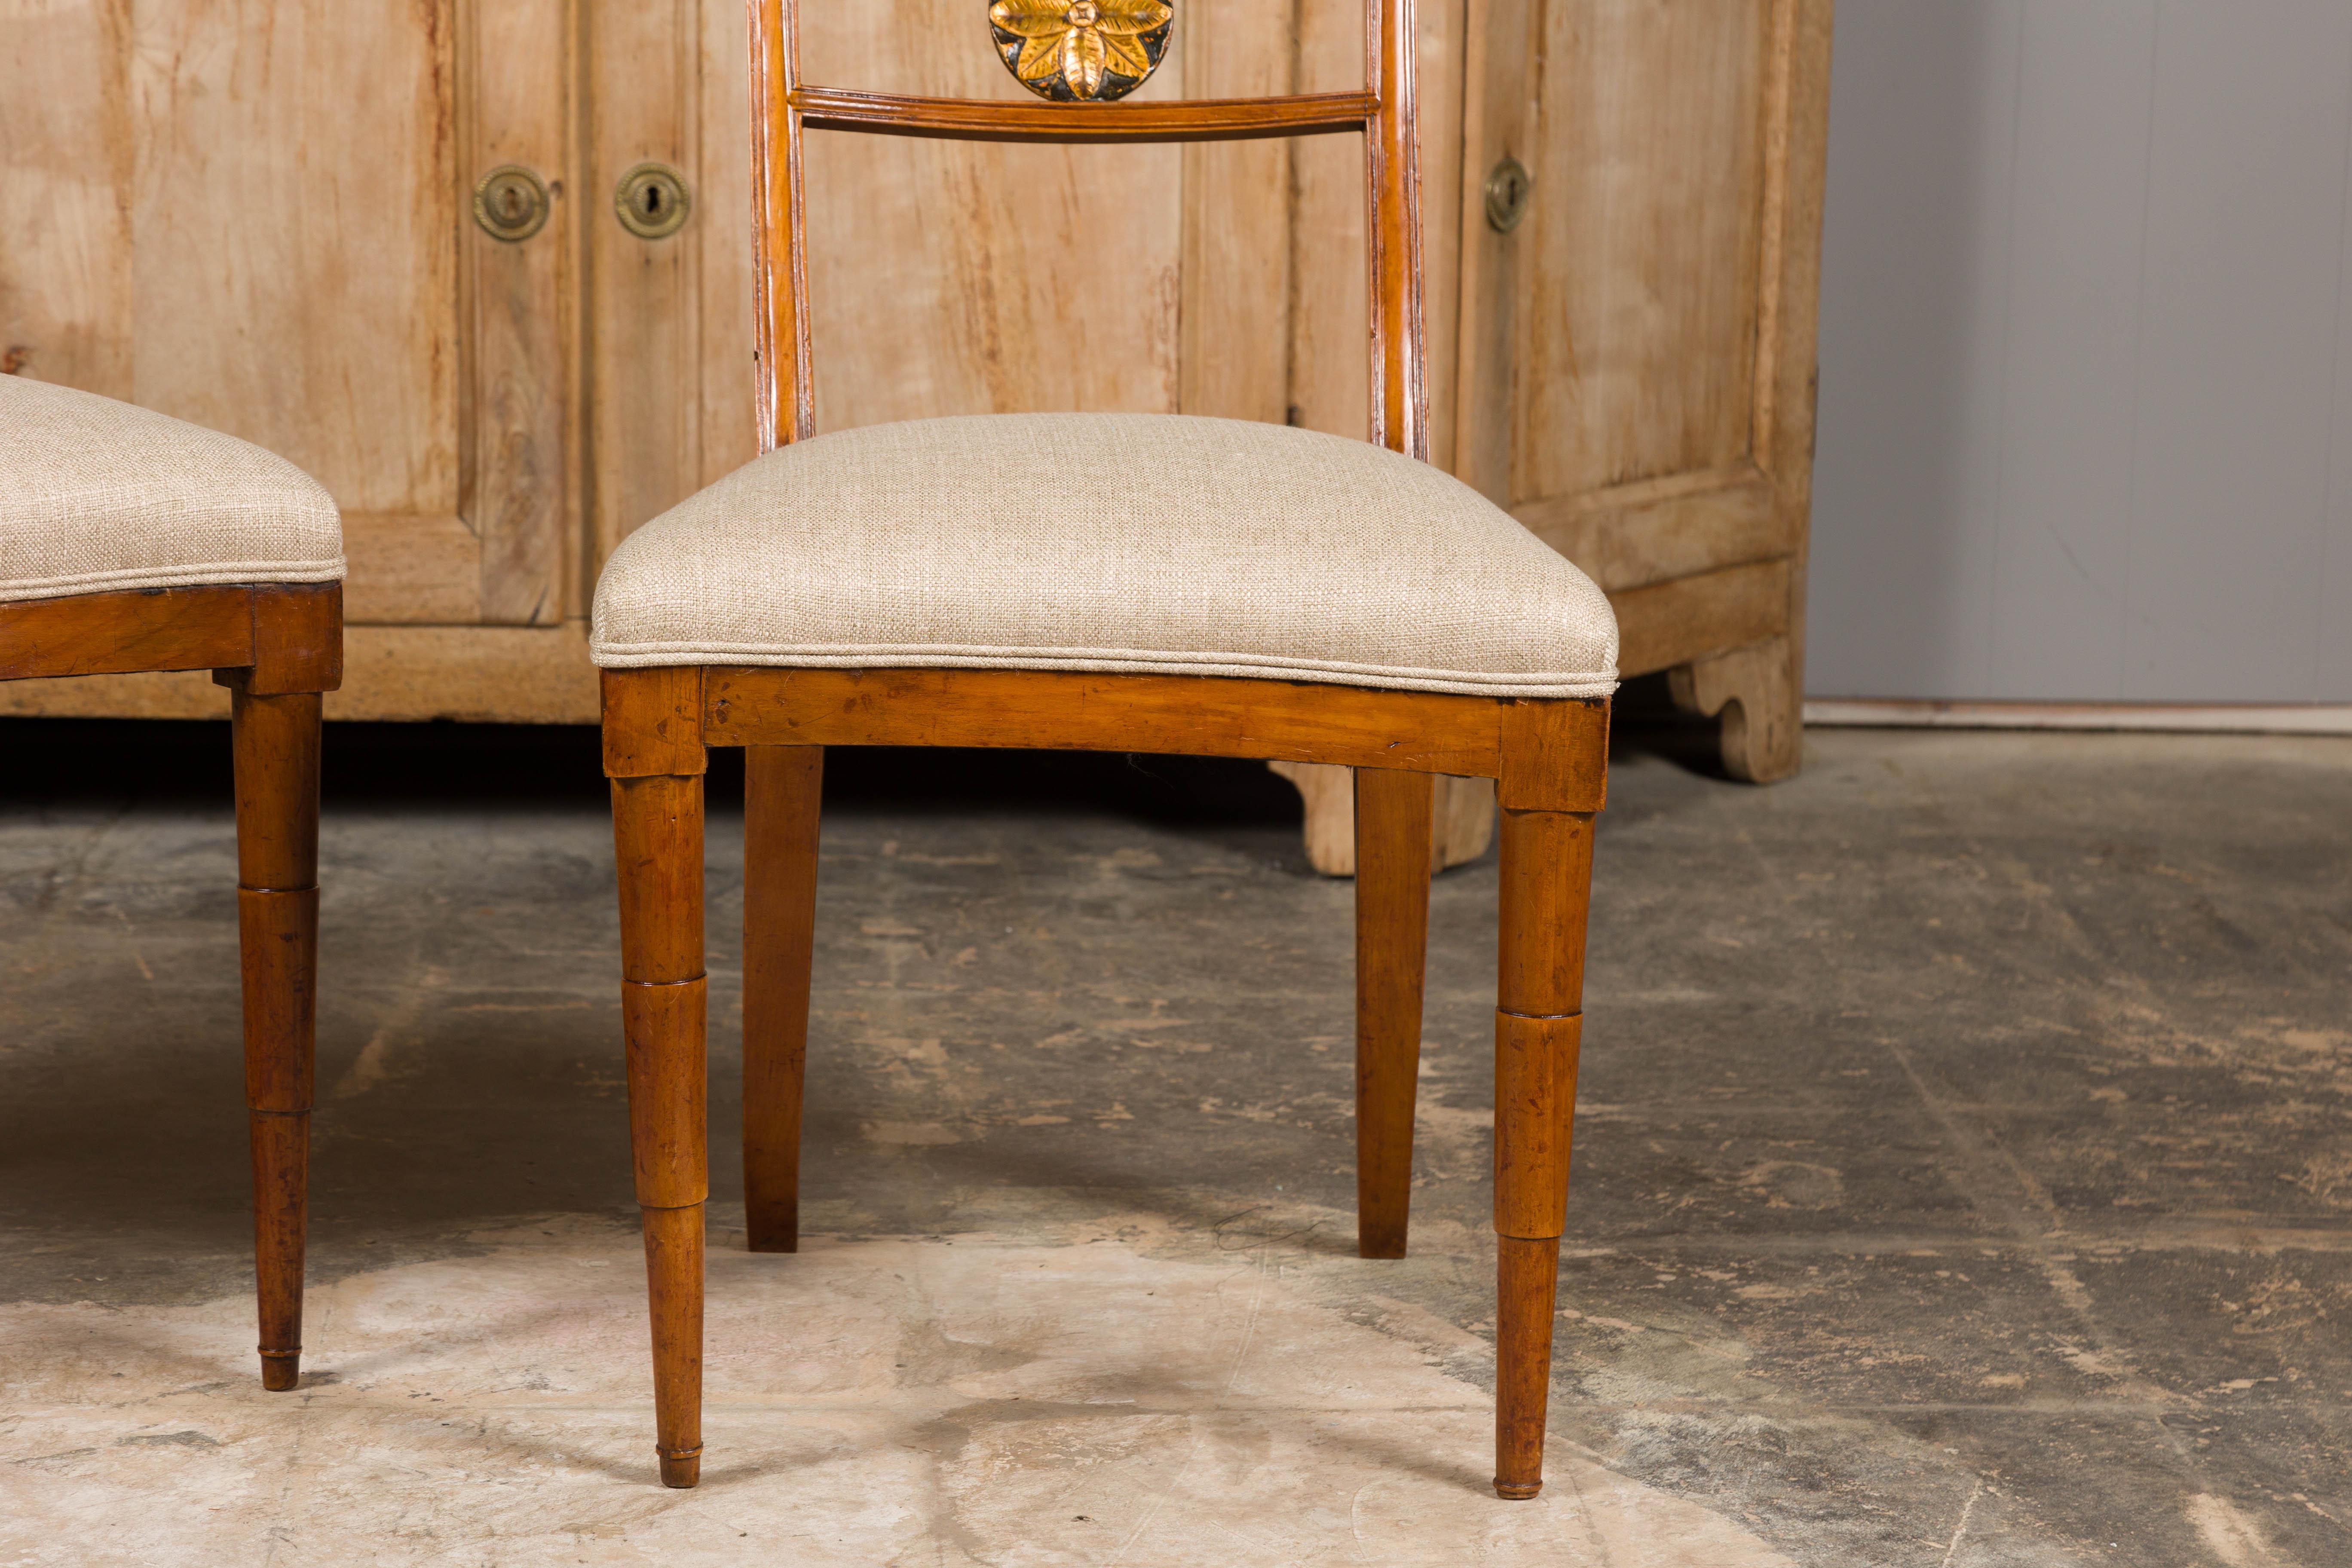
(592, 414, 1618, 698)
(1, 376, 343, 605)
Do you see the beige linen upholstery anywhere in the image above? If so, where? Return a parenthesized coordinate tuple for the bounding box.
(593, 414, 1617, 698)
(1, 376, 343, 605)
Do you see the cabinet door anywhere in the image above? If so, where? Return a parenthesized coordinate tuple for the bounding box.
(1456, 0, 1831, 679)
(0, 0, 572, 628)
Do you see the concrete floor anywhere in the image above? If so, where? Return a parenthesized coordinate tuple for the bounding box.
(0, 714, 2346, 1567)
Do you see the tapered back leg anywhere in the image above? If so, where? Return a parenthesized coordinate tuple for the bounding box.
(1354, 766, 1434, 1259)
(231, 687, 322, 1392)
(1490, 804, 1594, 1500)
(743, 745, 824, 1254)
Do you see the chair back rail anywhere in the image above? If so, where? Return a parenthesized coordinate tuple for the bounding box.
(748, 0, 1425, 460)
(791, 86, 1378, 142)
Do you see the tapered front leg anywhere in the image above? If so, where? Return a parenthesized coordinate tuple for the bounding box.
(1354, 767, 1433, 1259)
(230, 689, 322, 1392)
(743, 746, 823, 1254)
(606, 667, 712, 1490)
(614, 771, 707, 1488)
(1491, 805, 1593, 1500)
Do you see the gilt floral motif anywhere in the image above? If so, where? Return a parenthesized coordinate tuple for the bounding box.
(987, 0, 1174, 102)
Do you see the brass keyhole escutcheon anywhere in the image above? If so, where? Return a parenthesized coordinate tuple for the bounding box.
(615, 163, 692, 240)
(473, 165, 551, 243)
(1485, 156, 1532, 234)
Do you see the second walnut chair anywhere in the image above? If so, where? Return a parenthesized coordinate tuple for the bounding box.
(593, 0, 1619, 1499)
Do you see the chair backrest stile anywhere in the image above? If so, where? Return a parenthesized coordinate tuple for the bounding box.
(747, 0, 1426, 462)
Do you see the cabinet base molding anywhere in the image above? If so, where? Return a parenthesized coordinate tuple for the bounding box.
(1668, 635, 1802, 784)
(1609, 559, 1792, 679)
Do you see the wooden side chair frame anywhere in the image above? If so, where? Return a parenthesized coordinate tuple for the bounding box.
(1, 582, 341, 1391)
(602, 0, 1610, 1501)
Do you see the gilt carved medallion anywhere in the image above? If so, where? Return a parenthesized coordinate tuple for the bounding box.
(988, 0, 1173, 103)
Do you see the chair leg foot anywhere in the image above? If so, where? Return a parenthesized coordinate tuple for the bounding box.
(1493, 1234, 1561, 1500)
(250, 1106, 309, 1391)
(641, 1203, 705, 1489)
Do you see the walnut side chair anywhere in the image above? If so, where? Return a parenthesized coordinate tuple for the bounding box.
(0, 375, 342, 1393)
(592, 0, 1619, 1500)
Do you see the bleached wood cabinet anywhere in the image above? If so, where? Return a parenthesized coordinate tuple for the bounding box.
(2, 0, 1830, 782)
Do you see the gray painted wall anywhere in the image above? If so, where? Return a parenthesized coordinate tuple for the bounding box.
(1807, 1, 2352, 701)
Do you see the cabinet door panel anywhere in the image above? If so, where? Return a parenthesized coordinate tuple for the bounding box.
(468, 0, 576, 625)
(1460, 0, 1826, 623)
(1516, 0, 1767, 502)
(133, 1, 459, 516)
(0, 0, 132, 397)
(1, 0, 570, 627)
(586, 0, 704, 576)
